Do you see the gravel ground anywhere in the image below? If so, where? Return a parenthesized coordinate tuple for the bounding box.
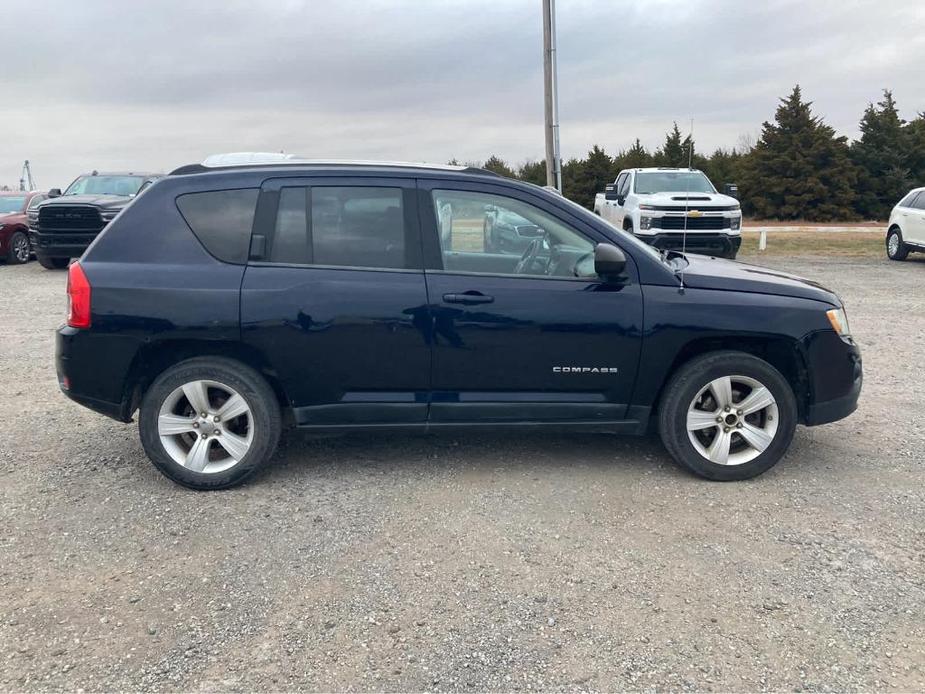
(1, 254, 923, 692)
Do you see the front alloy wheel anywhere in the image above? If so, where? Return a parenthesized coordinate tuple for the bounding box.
(686, 375, 779, 466)
(7, 231, 30, 264)
(658, 351, 797, 480)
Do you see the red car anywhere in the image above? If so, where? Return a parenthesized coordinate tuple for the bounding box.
(1, 191, 48, 264)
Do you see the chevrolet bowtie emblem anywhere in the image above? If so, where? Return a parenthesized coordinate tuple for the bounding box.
(687, 210, 703, 218)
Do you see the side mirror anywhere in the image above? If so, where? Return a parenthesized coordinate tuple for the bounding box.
(723, 183, 738, 199)
(48, 188, 62, 198)
(594, 243, 627, 280)
(604, 184, 619, 201)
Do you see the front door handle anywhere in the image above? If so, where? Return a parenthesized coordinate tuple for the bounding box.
(442, 292, 494, 305)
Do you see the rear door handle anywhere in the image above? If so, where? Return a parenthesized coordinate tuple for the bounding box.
(442, 292, 494, 305)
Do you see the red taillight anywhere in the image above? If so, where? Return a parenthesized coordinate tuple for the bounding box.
(67, 262, 92, 329)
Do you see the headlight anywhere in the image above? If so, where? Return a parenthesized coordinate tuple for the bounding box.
(638, 204, 656, 211)
(730, 216, 741, 231)
(730, 204, 741, 211)
(826, 307, 851, 336)
(100, 209, 120, 221)
(639, 215, 653, 230)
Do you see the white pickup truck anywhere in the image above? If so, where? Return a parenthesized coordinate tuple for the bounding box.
(594, 167, 743, 258)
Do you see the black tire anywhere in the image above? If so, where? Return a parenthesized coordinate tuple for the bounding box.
(886, 227, 909, 261)
(37, 254, 70, 269)
(658, 351, 797, 481)
(623, 221, 634, 235)
(6, 230, 30, 264)
(138, 357, 281, 490)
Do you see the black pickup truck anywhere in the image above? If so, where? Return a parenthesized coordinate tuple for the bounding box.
(29, 171, 161, 268)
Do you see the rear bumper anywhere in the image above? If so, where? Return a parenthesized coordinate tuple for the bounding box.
(56, 326, 135, 422)
(636, 232, 741, 256)
(30, 229, 97, 258)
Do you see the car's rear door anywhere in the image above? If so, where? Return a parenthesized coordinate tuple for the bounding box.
(241, 176, 432, 426)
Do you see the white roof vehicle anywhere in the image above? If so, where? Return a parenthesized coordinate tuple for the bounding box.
(885, 187, 925, 260)
(594, 168, 742, 259)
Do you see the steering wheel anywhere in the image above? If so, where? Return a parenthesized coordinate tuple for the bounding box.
(513, 236, 550, 275)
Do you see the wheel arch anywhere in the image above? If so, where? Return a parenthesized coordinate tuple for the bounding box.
(649, 335, 811, 423)
(121, 339, 292, 422)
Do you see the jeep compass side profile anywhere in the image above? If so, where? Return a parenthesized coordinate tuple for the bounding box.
(56, 160, 862, 490)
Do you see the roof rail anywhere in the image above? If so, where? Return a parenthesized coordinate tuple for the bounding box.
(168, 159, 504, 177)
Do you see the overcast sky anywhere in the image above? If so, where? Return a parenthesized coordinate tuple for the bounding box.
(2, 0, 924, 188)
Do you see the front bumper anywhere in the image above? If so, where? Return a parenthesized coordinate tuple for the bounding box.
(636, 232, 742, 256)
(30, 229, 98, 258)
(803, 332, 862, 426)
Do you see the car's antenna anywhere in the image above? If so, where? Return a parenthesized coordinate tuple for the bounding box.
(679, 118, 694, 291)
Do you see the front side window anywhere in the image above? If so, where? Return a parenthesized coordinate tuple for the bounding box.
(634, 171, 715, 195)
(65, 175, 147, 197)
(176, 188, 259, 264)
(0, 196, 26, 213)
(617, 174, 631, 197)
(268, 186, 407, 270)
(432, 189, 594, 278)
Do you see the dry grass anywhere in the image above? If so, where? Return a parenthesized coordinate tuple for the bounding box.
(738, 231, 884, 258)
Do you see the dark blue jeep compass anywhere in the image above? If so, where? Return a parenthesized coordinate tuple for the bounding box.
(56, 159, 862, 489)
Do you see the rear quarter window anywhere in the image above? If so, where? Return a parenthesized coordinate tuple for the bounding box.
(176, 189, 258, 263)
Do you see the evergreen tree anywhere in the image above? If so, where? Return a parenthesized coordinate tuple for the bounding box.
(517, 160, 547, 186)
(565, 145, 614, 209)
(850, 91, 912, 219)
(656, 122, 688, 166)
(615, 139, 654, 170)
(739, 85, 858, 221)
(482, 155, 516, 178)
(904, 113, 925, 186)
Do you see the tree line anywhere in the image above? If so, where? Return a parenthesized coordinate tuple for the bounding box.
(459, 86, 925, 222)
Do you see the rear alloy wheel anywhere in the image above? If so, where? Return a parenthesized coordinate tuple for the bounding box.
(37, 254, 70, 269)
(6, 231, 30, 264)
(886, 227, 909, 261)
(139, 357, 281, 489)
(658, 351, 797, 480)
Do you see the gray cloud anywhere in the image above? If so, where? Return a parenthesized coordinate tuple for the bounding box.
(2, 0, 924, 188)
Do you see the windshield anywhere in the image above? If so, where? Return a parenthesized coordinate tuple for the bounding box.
(634, 171, 716, 194)
(0, 196, 26, 213)
(65, 175, 146, 197)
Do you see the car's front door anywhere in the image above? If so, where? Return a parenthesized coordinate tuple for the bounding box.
(241, 176, 432, 426)
(908, 192, 925, 245)
(419, 181, 644, 424)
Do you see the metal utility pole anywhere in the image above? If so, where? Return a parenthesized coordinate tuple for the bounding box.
(19, 160, 35, 191)
(542, 0, 562, 191)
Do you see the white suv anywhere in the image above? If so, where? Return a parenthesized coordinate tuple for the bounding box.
(886, 187, 925, 261)
(594, 168, 743, 259)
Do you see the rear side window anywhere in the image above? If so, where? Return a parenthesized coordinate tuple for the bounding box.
(176, 189, 258, 263)
(268, 186, 408, 269)
(912, 192, 925, 210)
(898, 191, 919, 208)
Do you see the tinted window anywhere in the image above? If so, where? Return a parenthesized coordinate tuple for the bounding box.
(432, 189, 594, 278)
(268, 186, 408, 269)
(912, 192, 925, 211)
(176, 189, 259, 264)
(898, 191, 919, 208)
